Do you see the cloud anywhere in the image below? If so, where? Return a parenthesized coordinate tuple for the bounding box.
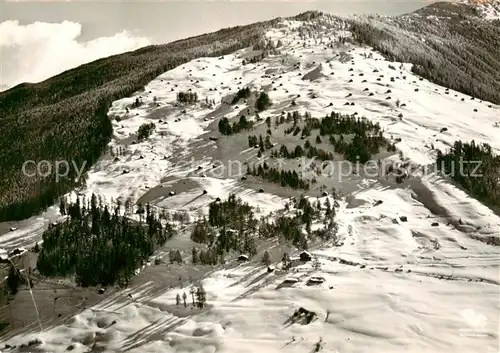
(0, 20, 150, 90)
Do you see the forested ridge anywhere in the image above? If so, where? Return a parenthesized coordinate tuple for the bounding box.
(437, 141, 500, 209)
(349, 1, 500, 105)
(190, 193, 338, 264)
(0, 16, 287, 222)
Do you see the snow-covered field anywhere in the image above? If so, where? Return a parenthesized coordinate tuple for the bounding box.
(1, 16, 499, 353)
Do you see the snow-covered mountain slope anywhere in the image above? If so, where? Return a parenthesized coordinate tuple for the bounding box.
(459, 0, 500, 20)
(350, 1, 500, 108)
(2, 15, 499, 353)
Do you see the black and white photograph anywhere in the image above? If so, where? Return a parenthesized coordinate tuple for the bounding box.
(0, 0, 499, 352)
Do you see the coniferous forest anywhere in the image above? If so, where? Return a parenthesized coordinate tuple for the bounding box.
(436, 140, 500, 208)
(177, 91, 199, 104)
(37, 194, 174, 287)
(190, 193, 338, 264)
(231, 87, 252, 104)
(274, 110, 394, 164)
(23, 189, 340, 287)
(247, 163, 312, 190)
(34, 193, 337, 286)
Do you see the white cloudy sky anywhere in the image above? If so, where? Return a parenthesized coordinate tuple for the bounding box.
(0, 0, 435, 91)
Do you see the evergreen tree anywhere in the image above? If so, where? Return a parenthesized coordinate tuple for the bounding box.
(196, 285, 207, 308)
(37, 195, 173, 287)
(174, 250, 183, 264)
(265, 136, 273, 149)
(231, 87, 251, 104)
(325, 198, 333, 218)
(312, 257, 321, 271)
(190, 287, 196, 306)
(7, 265, 21, 295)
(255, 92, 271, 112)
(169, 249, 176, 264)
(191, 217, 214, 244)
(282, 252, 291, 270)
(137, 122, 156, 140)
(262, 250, 272, 266)
(59, 197, 67, 216)
(177, 91, 198, 104)
(192, 247, 199, 264)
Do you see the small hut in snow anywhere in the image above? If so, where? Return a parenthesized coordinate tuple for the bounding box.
(238, 254, 249, 262)
(299, 251, 312, 262)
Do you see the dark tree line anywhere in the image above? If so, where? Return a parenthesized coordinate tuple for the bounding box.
(304, 111, 382, 136)
(37, 194, 174, 287)
(169, 249, 183, 264)
(192, 246, 223, 266)
(191, 217, 215, 244)
(189, 193, 338, 264)
(243, 53, 267, 65)
(277, 110, 302, 126)
(271, 144, 334, 162)
(218, 115, 254, 135)
(258, 194, 337, 248)
(437, 140, 500, 207)
(284, 125, 303, 136)
(177, 91, 198, 104)
(242, 39, 280, 65)
(231, 87, 251, 104)
(247, 163, 312, 190)
(303, 111, 392, 163)
(248, 134, 272, 151)
(274, 110, 393, 163)
(208, 193, 254, 228)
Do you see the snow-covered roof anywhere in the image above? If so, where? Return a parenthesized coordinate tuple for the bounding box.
(309, 276, 325, 283)
(9, 247, 26, 254)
